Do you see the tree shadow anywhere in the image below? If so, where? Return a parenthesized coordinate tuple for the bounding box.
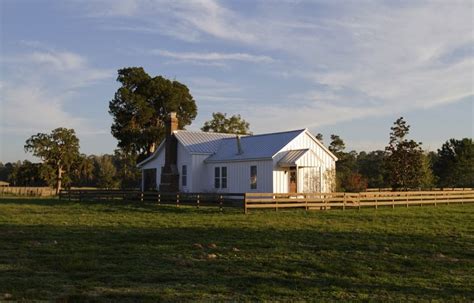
(0, 223, 473, 301)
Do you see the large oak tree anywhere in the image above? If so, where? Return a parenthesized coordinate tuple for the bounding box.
(109, 67, 197, 160)
(24, 128, 80, 193)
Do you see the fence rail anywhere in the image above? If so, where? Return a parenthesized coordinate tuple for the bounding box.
(244, 191, 474, 214)
(59, 189, 244, 210)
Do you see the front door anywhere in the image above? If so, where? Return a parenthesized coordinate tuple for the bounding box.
(289, 167, 297, 193)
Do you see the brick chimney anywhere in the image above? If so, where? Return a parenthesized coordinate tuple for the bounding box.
(159, 112, 179, 192)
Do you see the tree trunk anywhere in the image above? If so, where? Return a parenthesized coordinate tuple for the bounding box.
(56, 165, 62, 195)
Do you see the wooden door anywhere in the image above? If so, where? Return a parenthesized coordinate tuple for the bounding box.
(289, 167, 297, 193)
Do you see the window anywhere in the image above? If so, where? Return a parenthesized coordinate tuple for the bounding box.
(181, 165, 187, 187)
(221, 167, 227, 189)
(250, 165, 257, 189)
(214, 167, 228, 189)
(214, 167, 220, 189)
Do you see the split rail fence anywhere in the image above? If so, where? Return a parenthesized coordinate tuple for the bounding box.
(244, 190, 474, 214)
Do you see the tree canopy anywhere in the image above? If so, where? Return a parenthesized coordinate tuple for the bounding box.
(201, 112, 251, 135)
(385, 117, 424, 190)
(433, 138, 473, 187)
(109, 67, 197, 159)
(24, 128, 80, 193)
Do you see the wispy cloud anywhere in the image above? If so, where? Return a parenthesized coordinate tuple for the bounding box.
(79, 0, 473, 133)
(0, 47, 113, 136)
(149, 49, 274, 64)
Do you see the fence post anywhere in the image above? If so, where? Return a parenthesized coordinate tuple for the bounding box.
(392, 196, 395, 209)
(375, 195, 378, 210)
(158, 193, 161, 205)
(358, 193, 361, 211)
(219, 195, 223, 212)
(140, 191, 144, 203)
(197, 194, 200, 209)
(434, 192, 437, 206)
(176, 193, 180, 207)
(406, 193, 409, 208)
(244, 193, 248, 214)
(343, 193, 346, 211)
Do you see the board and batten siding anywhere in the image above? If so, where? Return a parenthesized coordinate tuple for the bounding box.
(272, 131, 336, 193)
(191, 154, 211, 192)
(206, 160, 273, 193)
(140, 147, 165, 189)
(176, 142, 193, 192)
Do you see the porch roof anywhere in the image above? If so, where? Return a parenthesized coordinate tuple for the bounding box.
(278, 149, 313, 167)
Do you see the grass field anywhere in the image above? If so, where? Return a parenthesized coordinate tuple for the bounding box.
(0, 198, 473, 302)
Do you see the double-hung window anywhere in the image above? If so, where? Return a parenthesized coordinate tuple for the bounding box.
(181, 165, 187, 187)
(214, 167, 228, 189)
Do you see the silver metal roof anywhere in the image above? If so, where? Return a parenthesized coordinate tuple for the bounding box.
(174, 130, 239, 154)
(205, 129, 305, 162)
(277, 149, 310, 167)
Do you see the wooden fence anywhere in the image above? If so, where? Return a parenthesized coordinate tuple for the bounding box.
(0, 186, 56, 197)
(244, 190, 474, 214)
(59, 189, 244, 210)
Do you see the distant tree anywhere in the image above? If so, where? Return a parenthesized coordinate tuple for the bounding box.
(357, 150, 389, 188)
(201, 112, 251, 135)
(113, 149, 141, 189)
(328, 134, 346, 158)
(328, 135, 358, 191)
(95, 155, 119, 189)
(433, 138, 474, 187)
(109, 67, 197, 161)
(315, 133, 323, 142)
(385, 117, 424, 190)
(419, 152, 436, 189)
(72, 154, 95, 187)
(9, 160, 46, 186)
(344, 172, 368, 192)
(24, 128, 80, 193)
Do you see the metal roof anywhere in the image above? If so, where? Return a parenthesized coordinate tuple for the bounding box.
(174, 130, 239, 154)
(277, 149, 310, 167)
(205, 129, 305, 162)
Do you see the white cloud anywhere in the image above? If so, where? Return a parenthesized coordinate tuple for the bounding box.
(0, 48, 113, 136)
(150, 49, 274, 63)
(81, 0, 473, 133)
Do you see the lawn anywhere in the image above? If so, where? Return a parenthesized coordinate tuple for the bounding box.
(0, 198, 473, 302)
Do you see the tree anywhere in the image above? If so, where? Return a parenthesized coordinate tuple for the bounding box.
(385, 117, 424, 190)
(315, 133, 323, 142)
(113, 149, 141, 189)
(357, 150, 389, 188)
(24, 128, 80, 193)
(201, 112, 251, 134)
(433, 138, 474, 187)
(95, 155, 119, 189)
(328, 134, 358, 191)
(109, 67, 197, 160)
(72, 154, 95, 187)
(328, 134, 345, 158)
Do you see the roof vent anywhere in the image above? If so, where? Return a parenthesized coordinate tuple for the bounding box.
(236, 135, 244, 155)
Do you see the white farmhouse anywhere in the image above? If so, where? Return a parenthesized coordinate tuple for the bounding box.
(138, 112, 337, 194)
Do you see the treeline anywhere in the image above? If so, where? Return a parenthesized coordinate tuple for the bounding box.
(324, 118, 473, 191)
(0, 151, 140, 189)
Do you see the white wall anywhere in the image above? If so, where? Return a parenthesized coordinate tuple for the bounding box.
(141, 147, 165, 189)
(206, 160, 273, 193)
(176, 142, 193, 192)
(272, 131, 336, 193)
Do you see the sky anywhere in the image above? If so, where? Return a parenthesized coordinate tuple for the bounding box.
(0, 0, 473, 163)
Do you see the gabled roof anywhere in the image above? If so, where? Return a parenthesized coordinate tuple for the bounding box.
(174, 130, 238, 154)
(205, 129, 306, 162)
(137, 130, 240, 167)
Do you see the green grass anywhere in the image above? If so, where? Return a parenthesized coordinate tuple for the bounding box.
(0, 198, 473, 302)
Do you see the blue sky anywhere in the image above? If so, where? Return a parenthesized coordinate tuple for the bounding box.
(1, 0, 473, 162)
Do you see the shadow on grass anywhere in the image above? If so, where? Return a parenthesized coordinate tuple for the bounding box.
(0, 197, 241, 215)
(0, 222, 473, 301)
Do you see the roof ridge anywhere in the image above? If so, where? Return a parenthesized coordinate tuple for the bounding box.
(174, 130, 241, 136)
